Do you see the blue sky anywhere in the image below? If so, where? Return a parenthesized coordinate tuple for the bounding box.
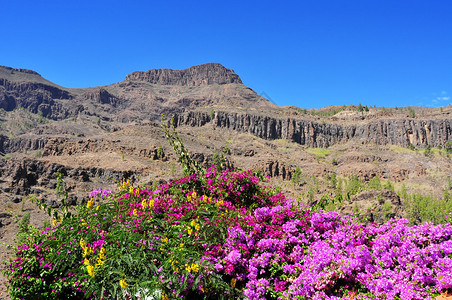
(1, 0, 451, 108)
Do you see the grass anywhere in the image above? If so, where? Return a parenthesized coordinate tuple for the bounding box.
(390, 145, 450, 157)
(305, 147, 330, 159)
(273, 139, 295, 147)
(389, 145, 414, 154)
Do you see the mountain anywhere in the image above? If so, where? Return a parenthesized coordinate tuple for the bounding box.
(0, 63, 273, 123)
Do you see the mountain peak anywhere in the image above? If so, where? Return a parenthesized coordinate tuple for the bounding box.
(125, 63, 243, 86)
(0, 65, 41, 76)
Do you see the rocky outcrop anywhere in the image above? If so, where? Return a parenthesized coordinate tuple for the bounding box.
(0, 78, 76, 119)
(173, 111, 452, 148)
(40, 138, 166, 160)
(252, 159, 294, 180)
(0, 135, 50, 154)
(0, 65, 41, 76)
(125, 63, 243, 86)
(83, 88, 122, 107)
(0, 158, 137, 201)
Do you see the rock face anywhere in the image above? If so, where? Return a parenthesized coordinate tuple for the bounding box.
(0, 63, 269, 123)
(0, 78, 75, 119)
(83, 88, 121, 107)
(0, 65, 41, 76)
(0, 135, 49, 154)
(125, 63, 243, 86)
(252, 159, 294, 180)
(173, 111, 452, 148)
(0, 158, 136, 201)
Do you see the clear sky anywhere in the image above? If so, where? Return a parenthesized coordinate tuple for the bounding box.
(1, 0, 451, 108)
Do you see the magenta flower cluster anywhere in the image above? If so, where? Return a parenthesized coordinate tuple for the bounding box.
(209, 207, 452, 299)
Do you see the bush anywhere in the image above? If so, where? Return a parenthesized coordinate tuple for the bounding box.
(5, 168, 452, 299)
(291, 167, 303, 186)
(446, 141, 452, 154)
(368, 176, 381, 190)
(157, 146, 164, 159)
(383, 179, 395, 192)
(345, 175, 363, 196)
(18, 212, 30, 233)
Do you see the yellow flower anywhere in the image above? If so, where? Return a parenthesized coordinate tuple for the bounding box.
(52, 219, 58, 226)
(185, 263, 199, 273)
(96, 259, 104, 267)
(202, 195, 208, 203)
(83, 246, 93, 257)
(129, 185, 134, 195)
(161, 237, 168, 244)
(162, 292, 169, 300)
(195, 223, 200, 231)
(231, 278, 237, 288)
(133, 209, 138, 217)
(149, 199, 155, 208)
(87, 198, 94, 209)
(216, 199, 224, 206)
(190, 219, 196, 227)
(96, 205, 100, 211)
(80, 238, 87, 250)
(187, 227, 193, 235)
(185, 264, 191, 273)
(96, 247, 106, 266)
(119, 179, 131, 191)
(170, 259, 179, 273)
(192, 191, 197, 199)
(120, 278, 128, 289)
(141, 198, 148, 210)
(84, 258, 90, 266)
(191, 263, 200, 273)
(87, 264, 95, 277)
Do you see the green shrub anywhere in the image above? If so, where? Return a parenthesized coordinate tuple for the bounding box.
(157, 146, 164, 159)
(18, 212, 30, 233)
(292, 167, 303, 186)
(383, 180, 394, 192)
(381, 201, 393, 221)
(368, 176, 381, 190)
(345, 175, 363, 196)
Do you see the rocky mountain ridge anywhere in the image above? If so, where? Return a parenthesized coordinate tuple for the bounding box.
(125, 63, 243, 86)
(0, 63, 271, 122)
(174, 111, 452, 148)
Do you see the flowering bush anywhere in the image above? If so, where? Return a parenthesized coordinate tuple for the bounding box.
(4, 167, 452, 299)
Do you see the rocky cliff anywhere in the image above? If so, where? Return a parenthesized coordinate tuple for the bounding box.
(0, 78, 78, 119)
(125, 63, 243, 86)
(173, 111, 452, 148)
